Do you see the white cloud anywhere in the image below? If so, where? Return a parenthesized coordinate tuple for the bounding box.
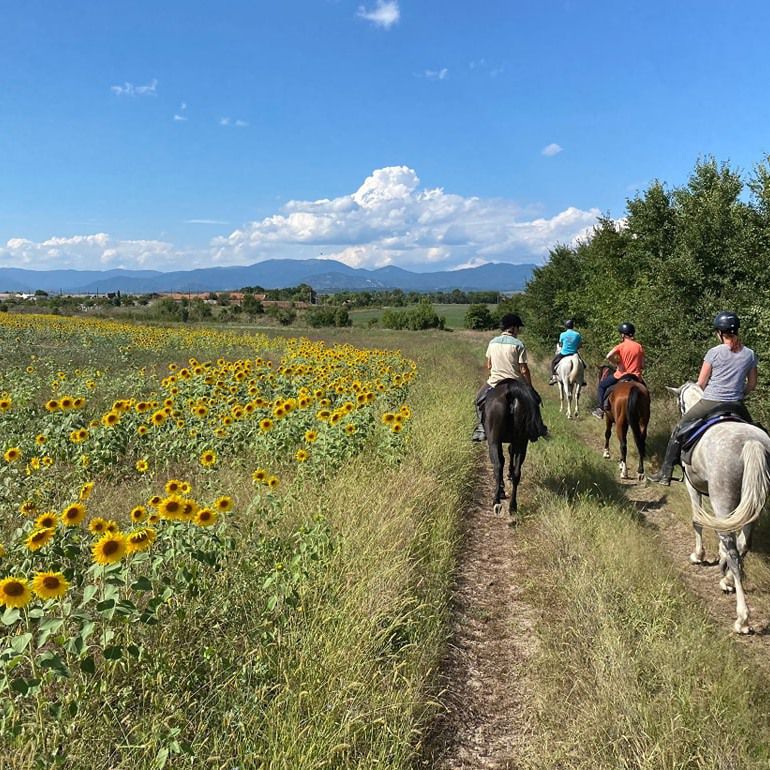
(173, 114, 187, 122)
(210, 165, 601, 270)
(0, 233, 183, 270)
(173, 102, 188, 121)
(422, 68, 448, 81)
(110, 79, 158, 97)
(2, 167, 601, 272)
(357, 0, 400, 29)
(219, 117, 248, 128)
(542, 143, 564, 157)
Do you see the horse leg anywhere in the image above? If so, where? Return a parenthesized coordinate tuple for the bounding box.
(685, 479, 706, 564)
(573, 383, 581, 418)
(616, 421, 629, 479)
(737, 524, 754, 558)
(508, 443, 527, 516)
(719, 533, 751, 633)
(558, 379, 566, 415)
(603, 418, 612, 459)
(489, 441, 505, 515)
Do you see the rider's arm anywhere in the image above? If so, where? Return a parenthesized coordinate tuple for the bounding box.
(606, 350, 620, 365)
(520, 362, 533, 387)
(696, 360, 712, 390)
(745, 366, 758, 396)
(486, 356, 492, 371)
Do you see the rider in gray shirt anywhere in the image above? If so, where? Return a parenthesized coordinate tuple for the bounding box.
(648, 311, 758, 485)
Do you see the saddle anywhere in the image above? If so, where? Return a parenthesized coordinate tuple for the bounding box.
(680, 408, 749, 465)
(602, 374, 643, 411)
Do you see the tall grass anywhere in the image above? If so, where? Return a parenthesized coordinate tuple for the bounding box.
(518, 394, 770, 769)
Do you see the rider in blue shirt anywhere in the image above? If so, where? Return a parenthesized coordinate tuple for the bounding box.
(549, 319, 583, 384)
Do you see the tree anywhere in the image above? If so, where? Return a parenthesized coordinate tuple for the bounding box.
(464, 304, 495, 330)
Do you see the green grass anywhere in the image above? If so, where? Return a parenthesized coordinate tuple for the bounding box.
(349, 303, 494, 329)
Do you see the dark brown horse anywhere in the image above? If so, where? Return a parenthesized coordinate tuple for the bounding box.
(599, 365, 650, 480)
(484, 379, 548, 515)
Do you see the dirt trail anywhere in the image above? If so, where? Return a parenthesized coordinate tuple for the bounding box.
(422, 457, 538, 770)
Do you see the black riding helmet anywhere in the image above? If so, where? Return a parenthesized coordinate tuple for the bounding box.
(500, 313, 524, 331)
(564, 319, 575, 329)
(618, 321, 635, 337)
(713, 310, 740, 334)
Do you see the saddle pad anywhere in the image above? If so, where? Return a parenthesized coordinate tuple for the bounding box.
(680, 414, 748, 464)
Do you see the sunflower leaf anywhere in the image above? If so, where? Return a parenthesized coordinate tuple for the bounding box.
(1, 608, 20, 626)
(80, 585, 98, 606)
(80, 655, 95, 674)
(10, 633, 32, 654)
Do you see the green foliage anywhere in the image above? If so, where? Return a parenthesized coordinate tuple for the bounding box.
(464, 303, 495, 330)
(381, 302, 445, 331)
(522, 155, 770, 421)
(304, 306, 352, 328)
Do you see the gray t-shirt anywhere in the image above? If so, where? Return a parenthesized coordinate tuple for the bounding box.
(702, 343, 758, 402)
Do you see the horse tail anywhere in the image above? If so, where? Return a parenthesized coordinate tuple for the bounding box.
(626, 385, 646, 458)
(693, 440, 770, 531)
(506, 380, 544, 441)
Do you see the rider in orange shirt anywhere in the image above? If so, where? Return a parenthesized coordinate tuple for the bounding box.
(592, 322, 645, 419)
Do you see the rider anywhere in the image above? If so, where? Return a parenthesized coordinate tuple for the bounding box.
(471, 313, 547, 441)
(591, 322, 645, 420)
(647, 310, 757, 485)
(549, 319, 583, 385)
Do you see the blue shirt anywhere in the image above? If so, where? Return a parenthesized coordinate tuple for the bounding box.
(559, 329, 582, 355)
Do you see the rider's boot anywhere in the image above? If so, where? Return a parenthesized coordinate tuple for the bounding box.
(646, 434, 683, 485)
(591, 407, 604, 420)
(471, 401, 486, 442)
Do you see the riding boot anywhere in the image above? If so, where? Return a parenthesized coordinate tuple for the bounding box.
(471, 401, 486, 442)
(646, 434, 683, 485)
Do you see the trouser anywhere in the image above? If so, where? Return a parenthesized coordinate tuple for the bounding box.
(596, 374, 617, 410)
(550, 353, 566, 375)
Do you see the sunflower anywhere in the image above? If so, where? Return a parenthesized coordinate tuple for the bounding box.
(304, 430, 318, 443)
(4, 447, 22, 463)
(19, 500, 36, 516)
(344, 424, 357, 435)
(0, 543, 5, 558)
(79, 481, 95, 500)
(165, 479, 183, 494)
(381, 412, 396, 425)
(35, 512, 58, 530)
(44, 399, 60, 412)
(267, 475, 280, 489)
(147, 494, 162, 508)
(259, 417, 274, 432)
(92, 533, 127, 565)
(391, 423, 403, 433)
(199, 450, 217, 468)
(26, 527, 55, 552)
(316, 409, 331, 423)
(0, 397, 13, 412)
(104, 520, 120, 533)
(127, 528, 155, 554)
(101, 411, 121, 428)
(148, 512, 160, 524)
(88, 517, 109, 534)
(0, 577, 32, 608)
(151, 410, 167, 426)
(194, 508, 218, 527)
(180, 481, 192, 495)
(31, 572, 69, 600)
(158, 495, 184, 520)
(295, 448, 309, 463)
(135, 458, 149, 473)
(137, 425, 149, 437)
(252, 468, 267, 483)
(130, 505, 147, 524)
(73, 397, 86, 409)
(35, 434, 47, 446)
(329, 412, 342, 425)
(214, 496, 234, 513)
(60, 502, 86, 527)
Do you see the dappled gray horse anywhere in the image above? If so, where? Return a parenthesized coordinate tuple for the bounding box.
(667, 382, 770, 633)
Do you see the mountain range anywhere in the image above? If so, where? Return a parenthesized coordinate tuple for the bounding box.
(0, 259, 535, 294)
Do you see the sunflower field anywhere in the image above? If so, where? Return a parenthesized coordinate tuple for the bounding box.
(0, 313, 469, 770)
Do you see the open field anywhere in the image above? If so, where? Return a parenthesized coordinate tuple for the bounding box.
(2, 316, 770, 768)
(349, 303, 495, 329)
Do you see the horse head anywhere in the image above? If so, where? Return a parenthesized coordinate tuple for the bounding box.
(666, 381, 702, 416)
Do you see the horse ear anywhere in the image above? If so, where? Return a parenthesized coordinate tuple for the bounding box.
(665, 386, 682, 395)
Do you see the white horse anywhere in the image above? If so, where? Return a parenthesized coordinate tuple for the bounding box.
(555, 353, 585, 419)
(667, 382, 770, 633)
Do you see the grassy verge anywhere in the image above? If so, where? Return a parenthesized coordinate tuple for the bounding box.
(515, 391, 770, 769)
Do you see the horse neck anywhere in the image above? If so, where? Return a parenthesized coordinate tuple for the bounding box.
(682, 383, 703, 414)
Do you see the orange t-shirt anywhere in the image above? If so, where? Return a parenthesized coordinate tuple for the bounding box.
(610, 339, 645, 379)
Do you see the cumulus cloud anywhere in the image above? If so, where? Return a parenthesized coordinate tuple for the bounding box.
(541, 143, 563, 157)
(2, 167, 601, 272)
(422, 68, 448, 81)
(110, 79, 158, 97)
(0, 233, 183, 271)
(210, 166, 601, 270)
(357, 0, 400, 29)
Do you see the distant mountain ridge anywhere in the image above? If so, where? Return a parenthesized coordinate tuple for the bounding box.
(0, 259, 535, 294)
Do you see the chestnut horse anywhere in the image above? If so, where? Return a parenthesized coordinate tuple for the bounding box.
(484, 379, 548, 515)
(600, 365, 650, 480)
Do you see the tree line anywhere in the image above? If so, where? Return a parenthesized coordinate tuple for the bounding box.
(517, 156, 770, 422)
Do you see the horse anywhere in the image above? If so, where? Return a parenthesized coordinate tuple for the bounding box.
(665, 382, 770, 634)
(555, 353, 585, 419)
(600, 365, 650, 481)
(484, 379, 547, 516)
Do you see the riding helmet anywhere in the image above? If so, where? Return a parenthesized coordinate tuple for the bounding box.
(618, 321, 635, 337)
(500, 313, 524, 331)
(564, 319, 575, 329)
(713, 310, 740, 334)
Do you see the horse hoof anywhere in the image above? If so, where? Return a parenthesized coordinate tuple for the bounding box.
(602, 450, 610, 459)
(637, 473, 645, 481)
(734, 620, 752, 635)
(689, 553, 705, 564)
(493, 503, 503, 517)
(720, 579, 736, 593)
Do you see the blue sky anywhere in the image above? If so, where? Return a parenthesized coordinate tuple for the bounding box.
(2, 0, 769, 272)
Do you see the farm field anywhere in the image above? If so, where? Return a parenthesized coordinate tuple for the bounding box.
(2, 315, 770, 769)
(348, 303, 494, 329)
